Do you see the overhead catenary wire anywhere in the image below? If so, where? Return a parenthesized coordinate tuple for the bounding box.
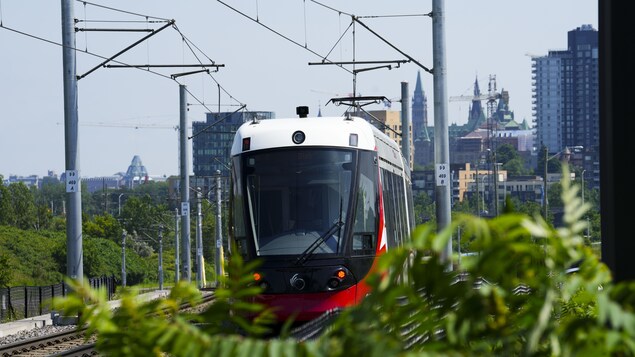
(75, 0, 244, 111)
(76, 0, 171, 22)
(216, 0, 353, 75)
(307, 0, 432, 74)
(172, 24, 245, 110)
(0, 18, 240, 122)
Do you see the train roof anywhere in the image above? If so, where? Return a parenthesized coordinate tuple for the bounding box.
(230, 115, 401, 156)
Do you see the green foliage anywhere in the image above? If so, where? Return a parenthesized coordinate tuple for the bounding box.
(0, 250, 14, 287)
(0, 184, 14, 225)
(49, 166, 635, 356)
(414, 191, 435, 225)
(53, 248, 285, 356)
(7, 182, 37, 229)
(120, 195, 169, 244)
(83, 238, 129, 279)
(83, 213, 122, 240)
(0, 225, 154, 286)
(0, 226, 65, 285)
(197, 249, 278, 337)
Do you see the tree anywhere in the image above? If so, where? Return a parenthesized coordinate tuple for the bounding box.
(535, 144, 563, 176)
(35, 178, 65, 216)
(496, 143, 520, 163)
(83, 213, 122, 240)
(120, 195, 170, 252)
(8, 182, 37, 229)
(413, 191, 434, 225)
(0, 183, 14, 226)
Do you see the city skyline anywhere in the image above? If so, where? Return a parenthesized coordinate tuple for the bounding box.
(0, 0, 598, 177)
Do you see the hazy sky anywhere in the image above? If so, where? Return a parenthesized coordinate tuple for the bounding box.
(0, 0, 598, 178)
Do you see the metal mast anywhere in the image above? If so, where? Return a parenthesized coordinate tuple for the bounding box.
(432, 0, 452, 267)
(61, 0, 83, 281)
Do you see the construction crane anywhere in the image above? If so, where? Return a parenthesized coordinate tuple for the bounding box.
(449, 75, 502, 216)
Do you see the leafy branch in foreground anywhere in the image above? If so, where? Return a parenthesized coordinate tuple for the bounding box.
(325, 165, 627, 356)
(53, 165, 635, 356)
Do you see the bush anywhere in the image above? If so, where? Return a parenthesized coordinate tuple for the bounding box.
(53, 167, 635, 356)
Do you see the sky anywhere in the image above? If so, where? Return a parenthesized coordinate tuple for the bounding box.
(0, 0, 598, 178)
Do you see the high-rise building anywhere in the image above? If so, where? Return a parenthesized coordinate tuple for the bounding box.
(191, 111, 274, 189)
(532, 24, 599, 187)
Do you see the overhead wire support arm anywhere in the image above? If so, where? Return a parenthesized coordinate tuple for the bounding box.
(309, 59, 409, 74)
(171, 69, 210, 79)
(76, 28, 154, 32)
(104, 64, 224, 69)
(308, 60, 409, 66)
(352, 16, 432, 74)
(326, 95, 389, 107)
(77, 19, 175, 80)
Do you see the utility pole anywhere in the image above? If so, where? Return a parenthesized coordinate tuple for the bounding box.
(215, 170, 224, 284)
(61, 0, 83, 282)
(179, 85, 192, 282)
(174, 208, 180, 283)
(196, 189, 204, 288)
(493, 152, 499, 216)
(476, 164, 480, 217)
(121, 230, 127, 287)
(158, 225, 164, 290)
(432, 0, 452, 268)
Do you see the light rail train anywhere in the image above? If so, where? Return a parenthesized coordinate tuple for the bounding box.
(229, 106, 415, 322)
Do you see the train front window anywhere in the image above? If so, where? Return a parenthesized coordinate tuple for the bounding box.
(242, 148, 354, 257)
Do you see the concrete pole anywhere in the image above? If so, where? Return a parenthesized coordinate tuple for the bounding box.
(401, 81, 411, 169)
(432, 0, 452, 267)
(494, 158, 499, 216)
(476, 165, 480, 217)
(121, 230, 127, 287)
(196, 189, 203, 288)
(179, 85, 192, 281)
(61, 0, 83, 281)
(215, 170, 224, 283)
(158, 226, 164, 290)
(174, 208, 180, 283)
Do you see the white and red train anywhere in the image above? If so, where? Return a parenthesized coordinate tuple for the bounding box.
(229, 107, 414, 322)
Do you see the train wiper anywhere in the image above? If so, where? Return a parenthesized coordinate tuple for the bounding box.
(295, 220, 344, 266)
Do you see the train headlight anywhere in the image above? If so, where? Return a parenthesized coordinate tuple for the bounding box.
(292, 131, 306, 144)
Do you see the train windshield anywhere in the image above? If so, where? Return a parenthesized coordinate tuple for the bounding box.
(235, 148, 355, 257)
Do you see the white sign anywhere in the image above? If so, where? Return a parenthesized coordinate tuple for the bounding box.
(181, 202, 190, 217)
(65, 170, 80, 193)
(436, 164, 450, 186)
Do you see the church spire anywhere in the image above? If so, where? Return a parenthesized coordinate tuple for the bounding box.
(411, 70, 428, 140)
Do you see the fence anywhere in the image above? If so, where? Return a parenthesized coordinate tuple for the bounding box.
(0, 275, 117, 323)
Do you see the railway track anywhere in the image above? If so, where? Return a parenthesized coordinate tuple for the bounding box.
(0, 289, 340, 356)
(0, 291, 216, 357)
